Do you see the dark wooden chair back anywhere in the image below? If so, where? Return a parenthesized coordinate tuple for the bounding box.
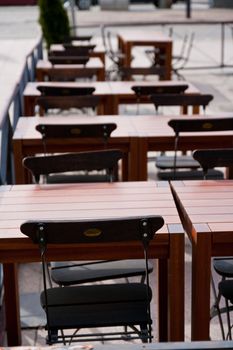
(193, 148, 233, 180)
(36, 122, 116, 140)
(169, 117, 233, 135)
(45, 69, 99, 82)
(23, 149, 123, 183)
(36, 95, 100, 115)
(20, 214, 163, 344)
(150, 93, 213, 112)
(131, 84, 189, 97)
(64, 35, 93, 43)
(119, 67, 166, 81)
(48, 56, 90, 65)
(63, 43, 96, 51)
(168, 117, 233, 178)
(37, 85, 95, 96)
(49, 45, 95, 57)
(21, 215, 164, 247)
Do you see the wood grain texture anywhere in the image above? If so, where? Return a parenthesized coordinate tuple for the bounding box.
(171, 180, 233, 341)
(1, 181, 184, 345)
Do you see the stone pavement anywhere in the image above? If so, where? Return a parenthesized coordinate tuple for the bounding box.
(0, 1, 233, 346)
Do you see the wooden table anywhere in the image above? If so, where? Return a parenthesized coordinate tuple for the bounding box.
(133, 115, 233, 180)
(14, 114, 233, 183)
(0, 181, 184, 345)
(23, 80, 199, 116)
(171, 180, 233, 341)
(13, 115, 139, 184)
(5, 341, 233, 350)
(36, 58, 105, 81)
(118, 30, 172, 80)
(49, 43, 106, 66)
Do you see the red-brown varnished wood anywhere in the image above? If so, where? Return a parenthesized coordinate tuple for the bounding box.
(36, 58, 105, 82)
(13, 115, 139, 184)
(171, 180, 233, 341)
(13, 115, 233, 183)
(23, 80, 199, 116)
(134, 115, 233, 180)
(0, 181, 184, 345)
(49, 43, 106, 66)
(117, 30, 172, 80)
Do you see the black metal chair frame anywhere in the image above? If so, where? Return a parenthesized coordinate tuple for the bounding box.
(20, 215, 164, 344)
(25, 124, 154, 326)
(168, 117, 233, 180)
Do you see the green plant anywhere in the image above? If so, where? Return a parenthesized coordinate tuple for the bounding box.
(39, 0, 71, 49)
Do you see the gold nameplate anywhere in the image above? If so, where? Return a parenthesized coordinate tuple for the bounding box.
(83, 228, 102, 237)
(71, 128, 81, 135)
(202, 122, 213, 130)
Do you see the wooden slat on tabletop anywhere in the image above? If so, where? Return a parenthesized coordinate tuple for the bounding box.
(170, 179, 233, 341)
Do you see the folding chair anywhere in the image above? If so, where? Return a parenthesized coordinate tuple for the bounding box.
(159, 117, 233, 180)
(20, 215, 164, 344)
(131, 83, 189, 114)
(24, 124, 154, 307)
(150, 94, 214, 179)
(193, 148, 233, 340)
(145, 31, 195, 80)
(101, 25, 125, 80)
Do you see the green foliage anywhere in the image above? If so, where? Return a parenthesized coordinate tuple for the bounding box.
(38, 0, 71, 49)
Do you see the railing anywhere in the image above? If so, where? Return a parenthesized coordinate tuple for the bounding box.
(0, 35, 43, 185)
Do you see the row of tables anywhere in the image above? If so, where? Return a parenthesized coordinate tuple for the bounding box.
(23, 80, 200, 116)
(5, 28, 233, 347)
(48, 29, 173, 80)
(13, 114, 233, 184)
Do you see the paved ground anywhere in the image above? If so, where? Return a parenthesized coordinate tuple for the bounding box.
(0, 1, 233, 346)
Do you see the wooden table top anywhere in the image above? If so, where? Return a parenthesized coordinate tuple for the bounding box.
(106, 80, 199, 95)
(0, 181, 181, 245)
(23, 81, 113, 96)
(13, 115, 139, 140)
(171, 180, 233, 235)
(117, 30, 172, 44)
(36, 57, 104, 69)
(130, 114, 233, 138)
(14, 114, 233, 141)
(23, 80, 199, 98)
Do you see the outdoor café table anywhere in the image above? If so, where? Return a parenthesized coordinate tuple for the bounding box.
(23, 81, 113, 115)
(3, 341, 233, 350)
(117, 30, 172, 80)
(0, 181, 184, 345)
(12, 115, 139, 184)
(23, 80, 199, 116)
(49, 43, 106, 66)
(36, 57, 105, 81)
(131, 115, 233, 181)
(13, 113, 232, 184)
(170, 180, 233, 341)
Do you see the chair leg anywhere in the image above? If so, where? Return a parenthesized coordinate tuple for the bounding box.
(226, 298, 232, 340)
(210, 273, 226, 339)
